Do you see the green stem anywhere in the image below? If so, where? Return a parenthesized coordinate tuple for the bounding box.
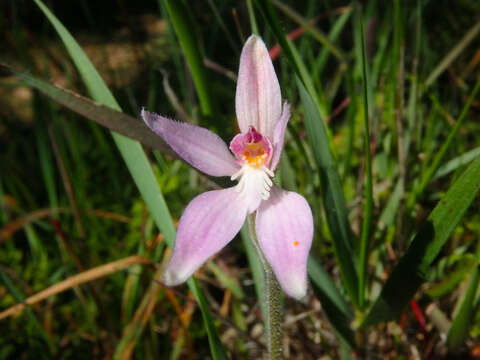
(247, 214, 284, 360)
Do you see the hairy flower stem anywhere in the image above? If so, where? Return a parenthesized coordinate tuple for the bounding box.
(247, 214, 284, 360)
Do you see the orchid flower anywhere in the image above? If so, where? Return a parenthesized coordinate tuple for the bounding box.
(141, 35, 313, 299)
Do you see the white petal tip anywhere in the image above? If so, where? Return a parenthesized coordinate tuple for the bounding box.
(284, 281, 307, 300)
(163, 269, 188, 287)
(246, 34, 261, 44)
(140, 109, 155, 129)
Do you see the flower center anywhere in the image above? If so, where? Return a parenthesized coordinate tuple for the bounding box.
(241, 142, 268, 168)
(229, 126, 274, 202)
(230, 126, 272, 168)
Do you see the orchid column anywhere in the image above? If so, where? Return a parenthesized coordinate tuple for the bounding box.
(142, 35, 313, 358)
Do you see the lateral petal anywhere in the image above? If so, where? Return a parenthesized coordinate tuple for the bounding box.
(235, 35, 282, 140)
(142, 109, 239, 177)
(270, 102, 291, 171)
(163, 188, 249, 286)
(256, 187, 313, 299)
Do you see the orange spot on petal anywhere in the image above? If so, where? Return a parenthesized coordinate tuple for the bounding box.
(293, 241, 299, 246)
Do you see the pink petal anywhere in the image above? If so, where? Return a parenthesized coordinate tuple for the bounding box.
(235, 35, 282, 140)
(142, 109, 239, 177)
(163, 188, 249, 286)
(270, 102, 291, 171)
(256, 187, 313, 299)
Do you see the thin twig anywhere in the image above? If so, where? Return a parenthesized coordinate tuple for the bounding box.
(161, 69, 190, 122)
(231, 8, 244, 43)
(0, 207, 130, 243)
(270, 0, 346, 62)
(425, 20, 480, 88)
(203, 58, 237, 82)
(0, 256, 151, 320)
(0, 207, 66, 242)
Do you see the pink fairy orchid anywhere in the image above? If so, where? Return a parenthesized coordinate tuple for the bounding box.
(141, 35, 313, 299)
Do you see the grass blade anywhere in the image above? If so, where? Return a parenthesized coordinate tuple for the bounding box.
(425, 20, 480, 88)
(0, 66, 173, 156)
(313, 8, 352, 78)
(241, 224, 266, 315)
(189, 280, 229, 360)
(356, 5, 373, 310)
(163, 0, 215, 117)
(207, 262, 244, 299)
(33, 1, 228, 358)
(297, 77, 359, 306)
(447, 266, 480, 350)
(426, 256, 476, 299)
(307, 258, 354, 348)
(434, 146, 480, 179)
(361, 156, 480, 327)
(32, 0, 176, 248)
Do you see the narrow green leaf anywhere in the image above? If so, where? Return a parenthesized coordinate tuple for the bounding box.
(33, 0, 177, 248)
(314, 8, 352, 78)
(357, 5, 373, 309)
(6, 67, 230, 190)
(426, 257, 476, 299)
(307, 258, 354, 348)
(447, 266, 480, 350)
(297, 77, 359, 306)
(361, 156, 480, 327)
(33, 1, 228, 358)
(241, 224, 266, 315)
(378, 180, 403, 230)
(35, 121, 58, 208)
(279, 152, 297, 192)
(207, 261, 245, 299)
(405, 0, 422, 154)
(434, 147, 480, 180)
(163, 0, 215, 116)
(1, 66, 173, 156)
(190, 280, 229, 360)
